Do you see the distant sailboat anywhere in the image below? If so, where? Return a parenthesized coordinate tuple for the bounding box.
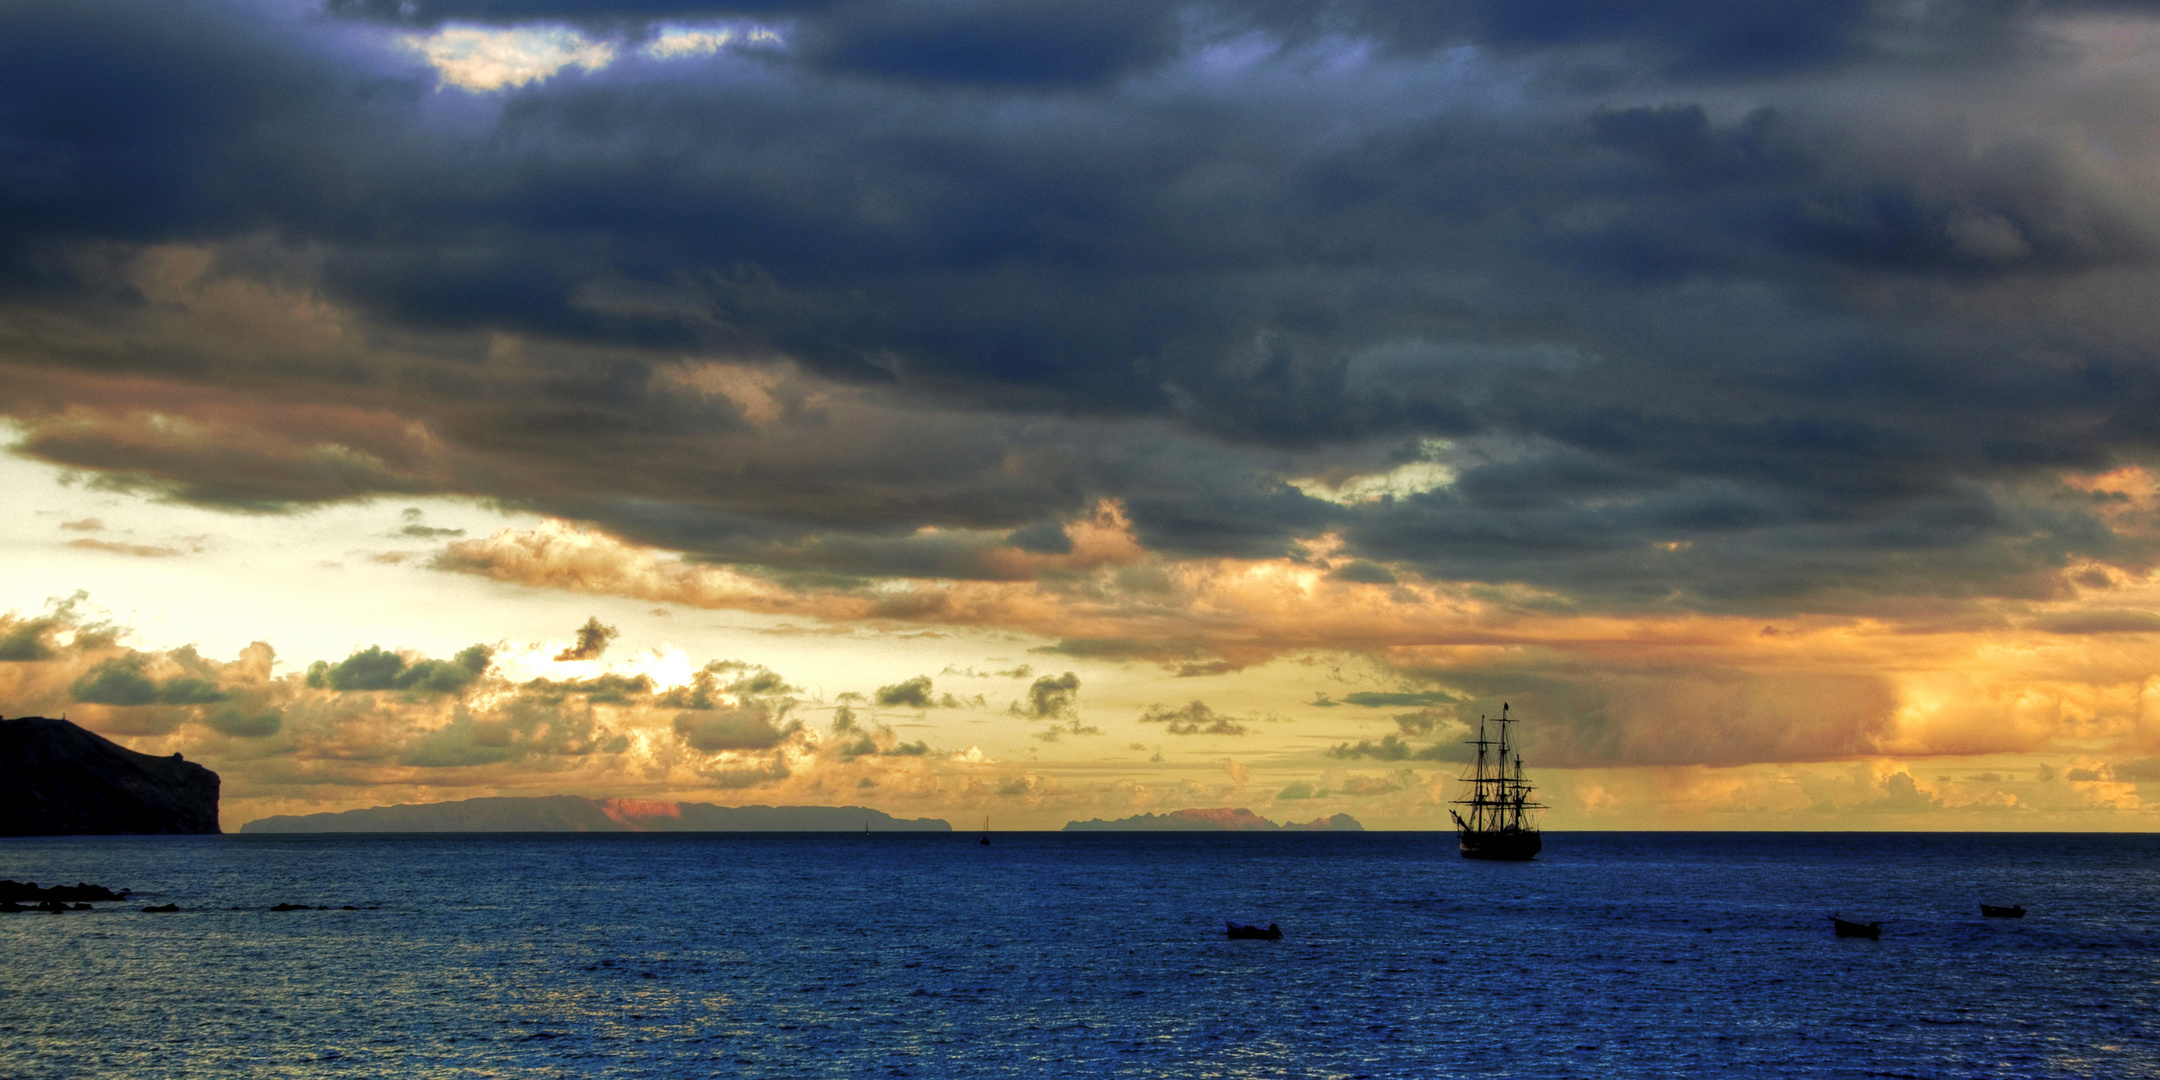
(978, 815, 991, 846)
(1449, 702, 1542, 861)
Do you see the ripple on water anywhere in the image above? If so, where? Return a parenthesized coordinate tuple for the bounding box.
(0, 832, 2155, 1079)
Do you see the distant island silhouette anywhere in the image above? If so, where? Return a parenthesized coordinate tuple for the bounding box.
(1, 716, 220, 835)
(1063, 808, 1361, 831)
(242, 795, 951, 833)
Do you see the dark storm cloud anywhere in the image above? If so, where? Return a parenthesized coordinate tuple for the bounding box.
(658, 661, 798, 709)
(399, 686, 621, 765)
(1393, 669, 1904, 767)
(10, 0, 2160, 611)
(554, 616, 619, 660)
(331, 0, 1176, 88)
(1328, 733, 1464, 762)
(205, 705, 284, 738)
(1136, 700, 1248, 736)
(305, 644, 495, 694)
(803, 0, 1182, 89)
(826, 703, 934, 756)
(322, 0, 817, 25)
(1032, 638, 1209, 663)
(1350, 476, 2139, 612)
(2032, 609, 2160, 634)
(1319, 689, 1458, 708)
(1328, 560, 1396, 584)
(1010, 671, 1079, 720)
(1004, 520, 1072, 555)
(671, 704, 799, 750)
(1392, 709, 1445, 735)
(873, 674, 934, 707)
(316, 0, 2150, 77)
(71, 654, 171, 706)
(2113, 757, 2160, 781)
(0, 617, 62, 662)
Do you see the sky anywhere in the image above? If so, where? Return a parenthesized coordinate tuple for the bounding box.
(4, 0, 2160, 830)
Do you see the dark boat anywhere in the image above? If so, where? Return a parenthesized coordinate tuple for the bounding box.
(979, 814, 991, 846)
(1830, 915, 1881, 940)
(1980, 903, 2025, 918)
(1225, 921, 1282, 940)
(1449, 702, 1542, 861)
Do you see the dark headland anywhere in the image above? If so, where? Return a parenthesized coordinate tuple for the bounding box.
(1063, 808, 1362, 831)
(0, 716, 221, 835)
(242, 795, 952, 832)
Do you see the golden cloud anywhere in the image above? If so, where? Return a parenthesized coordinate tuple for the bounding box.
(429, 513, 2160, 772)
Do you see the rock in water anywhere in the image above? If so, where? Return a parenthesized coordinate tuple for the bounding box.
(0, 717, 220, 835)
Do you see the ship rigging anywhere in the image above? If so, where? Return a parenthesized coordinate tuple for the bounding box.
(1449, 702, 1542, 861)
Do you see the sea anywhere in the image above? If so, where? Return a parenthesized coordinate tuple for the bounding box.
(1, 831, 2155, 1079)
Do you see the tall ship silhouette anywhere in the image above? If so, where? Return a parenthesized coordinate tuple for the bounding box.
(1449, 702, 1542, 861)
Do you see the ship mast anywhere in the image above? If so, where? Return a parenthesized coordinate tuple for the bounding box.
(1453, 702, 1542, 832)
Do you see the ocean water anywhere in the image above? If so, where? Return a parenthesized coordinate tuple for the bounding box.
(1, 832, 2155, 1079)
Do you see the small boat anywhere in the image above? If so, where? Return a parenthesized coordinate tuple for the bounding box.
(1225, 921, 1282, 940)
(1980, 903, 2025, 918)
(1829, 915, 1881, 940)
(979, 814, 990, 846)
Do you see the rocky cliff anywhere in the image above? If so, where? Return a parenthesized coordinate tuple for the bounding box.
(0, 717, 220, 835)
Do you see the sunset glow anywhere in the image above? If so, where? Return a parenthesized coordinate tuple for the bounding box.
(8, 0, 2160, 831)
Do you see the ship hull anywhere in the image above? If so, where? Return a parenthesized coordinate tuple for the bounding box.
(1457, 828, 1541, 861)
